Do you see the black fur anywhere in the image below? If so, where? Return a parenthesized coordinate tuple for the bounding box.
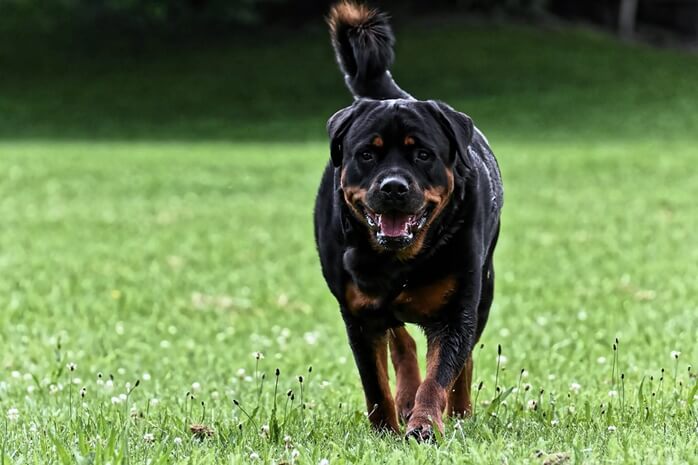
(316, 2, 503, 439)
(328, 1, 411, 99)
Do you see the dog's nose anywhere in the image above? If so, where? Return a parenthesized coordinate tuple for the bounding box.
(380, 177, 409, 199)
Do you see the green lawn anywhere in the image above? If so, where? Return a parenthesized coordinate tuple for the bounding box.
(1, 20, 697, 465)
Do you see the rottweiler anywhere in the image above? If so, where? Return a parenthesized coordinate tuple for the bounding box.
(314, 1, 503, 441)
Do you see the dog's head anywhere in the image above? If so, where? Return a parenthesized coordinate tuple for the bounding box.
(328, 99, 473, 258)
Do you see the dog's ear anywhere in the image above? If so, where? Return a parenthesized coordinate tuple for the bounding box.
(426, 100, 474, 166)
(327, 105, 357, 168)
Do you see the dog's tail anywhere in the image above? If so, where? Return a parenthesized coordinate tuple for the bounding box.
(327, 1, 412, 100)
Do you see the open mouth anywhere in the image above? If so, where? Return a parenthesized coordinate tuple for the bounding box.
(359, 203, 433, 249)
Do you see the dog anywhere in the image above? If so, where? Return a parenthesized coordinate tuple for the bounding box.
(314, 1, 503, 441)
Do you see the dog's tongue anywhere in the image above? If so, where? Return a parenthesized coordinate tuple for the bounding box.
(379, 213, 411, 237)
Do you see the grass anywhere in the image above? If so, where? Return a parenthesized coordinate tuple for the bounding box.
(1, 18, 698, 465)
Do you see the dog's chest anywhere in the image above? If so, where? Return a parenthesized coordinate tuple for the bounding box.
(345, 275, 457, 324)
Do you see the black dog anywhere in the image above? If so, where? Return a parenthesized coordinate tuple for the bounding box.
(314, 1, 503, 441)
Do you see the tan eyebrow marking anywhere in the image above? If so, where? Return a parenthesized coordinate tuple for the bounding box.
(404, 135, 415, 146)
(371, 136, 384, 147)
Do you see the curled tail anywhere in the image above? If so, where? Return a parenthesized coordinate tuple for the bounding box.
(327, 1, 412, 100)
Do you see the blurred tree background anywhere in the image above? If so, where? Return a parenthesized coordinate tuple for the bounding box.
(0, 0, 695, 141)
(1, 0, 696, 39)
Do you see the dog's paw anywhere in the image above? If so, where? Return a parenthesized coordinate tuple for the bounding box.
(405, 423, 435, 442)
(405, 415, 442, 442)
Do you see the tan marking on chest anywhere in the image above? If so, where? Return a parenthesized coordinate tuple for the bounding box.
(392, 275, 457, 322)
(345, 282, 380, 315)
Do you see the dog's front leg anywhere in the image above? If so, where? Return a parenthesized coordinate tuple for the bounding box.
(344, 316, 400, 433)
(405, 290, 480, 441)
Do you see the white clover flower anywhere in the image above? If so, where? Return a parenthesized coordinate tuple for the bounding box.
(319, 460, 330, 465)
(570, 382, 581, 394)
(244, 376, 253, 382)
(577, 311, 588, 321)
(548, 374, 556, 381)
(527, 399, 537, 410)
(11, 370, 21, 379)
(671, 351, 681, 360)
(291, 449, 300, 459)
(143, 432, 155, 443)
(303, 332, 319, 345)
(104, 379, 114, 392)
(72, 378, 82, 385)
(7, 408, 19, 422)
(150, 398, 159, 407)
(160, 340, 171, 349)
(191, 382, 201, 392)
(23, 373, 32, 382)
(174, 437, 182, 445)
(607, 425, 617, 432)
(111, 396, 122, 405)
(27, 385, 35, 394)
(320, 381, 331, 389)
(211, 391, 220, 400)
(551, 419, 559, 426)
(597, 356, 607, 365)
(338, 356, 347, 364)
(119, 393, 127, 402)
(496, 355, 508, 365)
(260, 424, 270, 436)
(142, 373, 151, 381)
(608, 390, 618, 398)
(236, 368, 246, 378)
(249, 452, 260, 460)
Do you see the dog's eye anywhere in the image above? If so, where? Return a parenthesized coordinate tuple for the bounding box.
(359, 151, 374, 162)
(416, 150, 432, 162)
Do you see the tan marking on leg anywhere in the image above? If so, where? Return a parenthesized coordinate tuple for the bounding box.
(447, 354, 473, 417)
(366, 334, 399, 432)
(389, 327, 421, 423)
(407, 342, 447, 439)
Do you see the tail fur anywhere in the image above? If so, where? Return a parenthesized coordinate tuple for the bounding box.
(327, 1, 412, 100)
